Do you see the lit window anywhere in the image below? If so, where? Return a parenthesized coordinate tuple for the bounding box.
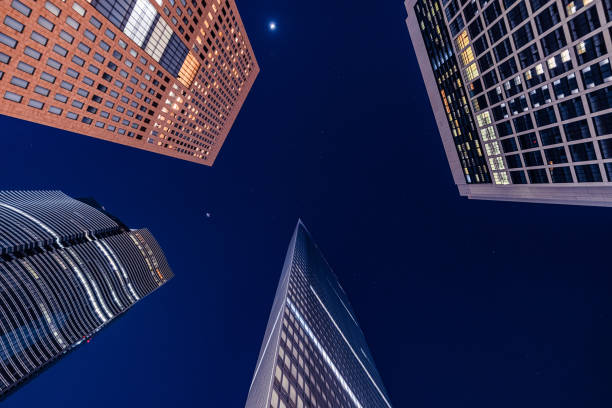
(461, 46, 475, 65)
(535, 64, 544, 75)
(456, 30, 470, 50)
(466, 63, 479, 81)
(561, 49, 571, 63)
(480, 126, 496, 141)
(547, 57, 557, 69)
(476, 111, 492, 127)
(577, 42, 586, 55)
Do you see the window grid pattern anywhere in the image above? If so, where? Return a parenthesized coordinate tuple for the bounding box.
(415, 0, 492, 184)
(0, 0, 258, 165)
(0, 191, 173, 397)
(442, 0, 612, 184)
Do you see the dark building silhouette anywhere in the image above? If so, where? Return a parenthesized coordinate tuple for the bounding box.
(246, 221, 392, 408)
(0, 190, 173, 396)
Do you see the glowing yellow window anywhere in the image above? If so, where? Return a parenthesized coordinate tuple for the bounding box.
(480, 126, 496, 141)
(461, 46, 475, 65)
(465, 63, 479, 81)
(577, 42, 586, 55)
(456, 30, 470, 50)
(566, 1, 576, 15)
(547, 57, 557, 69)
(476, 111, 491, 127)
(535, 64, 544, 75)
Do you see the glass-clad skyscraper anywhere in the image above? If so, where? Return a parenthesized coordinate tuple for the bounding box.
(406, 0, 612, 206)
(0, 191, 173, 397)
(246, 221, 392, 408)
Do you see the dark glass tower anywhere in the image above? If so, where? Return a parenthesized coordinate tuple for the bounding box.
(246, 221, 392, 408)
(0, 190, 173, 397)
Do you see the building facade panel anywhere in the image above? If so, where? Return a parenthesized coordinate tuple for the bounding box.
(0, 190, 173, 397)
(246, 221, 392, 408)
(406, 0, 612, 205)
(0, 0, 258, 165)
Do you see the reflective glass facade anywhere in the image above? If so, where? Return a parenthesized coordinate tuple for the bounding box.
(0, 0, 258, 165)
(246, 221, 392, 408)
(0, 191, 173, 397)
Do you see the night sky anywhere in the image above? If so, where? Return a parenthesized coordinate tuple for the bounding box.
(2, 1, 611, 407)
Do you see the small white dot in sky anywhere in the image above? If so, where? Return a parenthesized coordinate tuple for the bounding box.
(269, 22, 277, 31)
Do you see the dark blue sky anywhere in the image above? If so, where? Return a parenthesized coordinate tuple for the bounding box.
(2, 0, 611, 407)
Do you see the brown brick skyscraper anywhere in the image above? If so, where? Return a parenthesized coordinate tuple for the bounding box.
(0, 0, 258, 165)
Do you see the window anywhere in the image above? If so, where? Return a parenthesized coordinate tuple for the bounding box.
(10, 76, 28, 89)
(540, 127, 563, 145)
(506, 154, 523, 168)
(34, 85, 50, 96)
(47, 58, 62, 71)
(514, 113, 534, 132)
(529, 85, 551, 107)
(4, 16, 24, 33)
(456, 30, 470, 50)
(582, 59, 612, 88)
(598, 138, 612, 159)
(540, 28, 567, 57)
(544, 146, 568, 164)
(528, 168, 549, 183)
(570, 142, 597, 161)
(564, 119, 591, 141)
(23, 46, 41, 61)
(510, 170, 528, 183)
(30, 31, 48, 46)
(587, 85, 612, 113)
(59, 30, 74, 44)
(477, 111, 492, 127)
(60, 80, 74, 91)
(4, 90, 22, 103)
(17, 61, 35, 74)
(553, 73, 579, 98)
(53, 44, 68, 57)
(535, 4, 561, 35)
(90, 16, 102, 29)
(550, 166, 573, 183)
(11, 0, 31, 17)
(45, 1, 61, 16)
(84, 29, 97, 42)
(558, 96, 585, 120)
(575, 164, 602, 182)
(28, 99, 44, 109)
(72, 2, 86, 16)
(513, 22, 535, 50)
(66, 16, 80, 31)
(37, 16, 55, 32)
(78, 42, 91, 54)
(575, 33, 607, 65)
(466, 64, 479, 81)
(523, 151, 544, 166)
(568, 6, 600, 41)
(508, 1, 529, 29)
(461, 47, 475, 65)
(40, 71, 56, 84)
(534, 107, 557, 126)
(488, 19, 507, 44)
(66, 68, 79, 78)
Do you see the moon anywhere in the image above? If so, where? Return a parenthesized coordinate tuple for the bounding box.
(269, 21, 277, 31)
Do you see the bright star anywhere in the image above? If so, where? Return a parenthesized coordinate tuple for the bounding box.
(269, 22, 277, 31)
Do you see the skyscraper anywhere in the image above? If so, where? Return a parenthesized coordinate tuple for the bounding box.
(0, 0, 258, 165)
(0, 191, 173, 397)
(246, 221, 392, 408)
(406, 0, 612, 206)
